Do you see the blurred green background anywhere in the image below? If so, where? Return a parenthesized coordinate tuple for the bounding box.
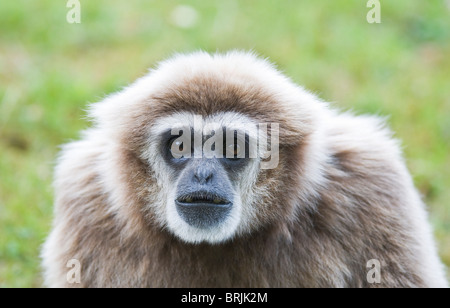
(0, 0, 449, 287)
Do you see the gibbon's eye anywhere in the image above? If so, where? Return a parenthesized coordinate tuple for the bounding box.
(168, 136, 187, 160)
(225, 142, 242, 160)
(224, 140, 245, 160)
(222, 131, 250, 163)
(172, 139, 184, 152)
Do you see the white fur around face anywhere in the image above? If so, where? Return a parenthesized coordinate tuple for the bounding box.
(142, 111, 262, 244)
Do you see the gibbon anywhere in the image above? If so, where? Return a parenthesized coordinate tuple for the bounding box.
(42, 51, 448, 288)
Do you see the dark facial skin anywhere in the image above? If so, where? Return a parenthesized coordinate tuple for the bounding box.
(161, 128, 250, 229)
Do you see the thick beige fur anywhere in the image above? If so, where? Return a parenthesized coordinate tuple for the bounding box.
(42, 51, 448, 288)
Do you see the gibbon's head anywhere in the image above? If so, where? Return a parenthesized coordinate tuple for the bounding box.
(89, 51, 328, 244)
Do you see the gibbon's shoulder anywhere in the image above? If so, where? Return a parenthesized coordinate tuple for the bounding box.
(324, 111, 405, 169)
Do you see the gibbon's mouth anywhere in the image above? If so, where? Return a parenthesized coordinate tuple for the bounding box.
(175, 192, 232, 229)
(176, 192, 231, 206)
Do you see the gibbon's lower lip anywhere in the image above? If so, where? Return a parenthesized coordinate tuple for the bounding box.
(176, 200, 232, 208)
(175, 198, 233, 229)
(176, 193, 230, 206)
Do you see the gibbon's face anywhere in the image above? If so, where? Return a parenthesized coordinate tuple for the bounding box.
(148, 113, 264, 244)
(93, 52, 323, 244)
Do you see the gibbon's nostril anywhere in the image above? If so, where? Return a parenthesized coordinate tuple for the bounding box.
(194, 166, 213, 184)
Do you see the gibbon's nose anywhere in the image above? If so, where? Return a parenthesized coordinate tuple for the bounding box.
(193, 165, 213, 184)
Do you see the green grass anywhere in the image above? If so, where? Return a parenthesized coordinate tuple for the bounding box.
(1, 0, 449, 287)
